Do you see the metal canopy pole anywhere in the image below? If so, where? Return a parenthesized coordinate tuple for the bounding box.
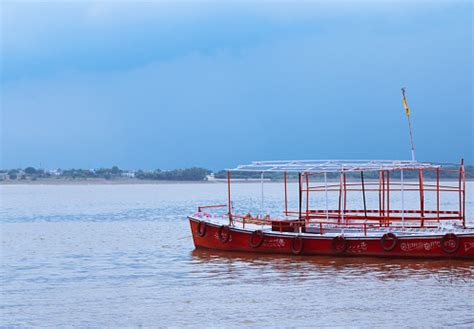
(361, 171, 367, 219)
(378, 172, 382, 217)
(338, 172, 343, 224)
(401, 169, 405, 228)
(458, 159, 464, 225)
(436, 168, 440, 222)
(298, 173, 302, 220)
(340, 171, 345, 225)
(324, 172, 329, 222)
(260, 172, 264, 219)
(227, 170, 232, 225)
(343, 172, 347, 222)
(381, 170, 385, 219)
(461, 159, 466, 228)
(306, 173, 309, 221)
(419, 168, 425, 227)
(284, 171, 288, 217)
(386, 170, 390, 227)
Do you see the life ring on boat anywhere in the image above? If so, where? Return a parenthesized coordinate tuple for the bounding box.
(197, 221, 207, 237)
(381, 233, 398, 251)
(249, 230, 265, 248)
(218, 225, 231, 243)
(291, 236, 304, 255)
(332, 235, 348, 253)
(440, 233, 460, 254)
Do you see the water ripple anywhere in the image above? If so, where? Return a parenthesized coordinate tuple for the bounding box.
(1, 183, 473, 327)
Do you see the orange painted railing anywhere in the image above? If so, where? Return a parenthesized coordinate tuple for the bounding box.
(197, 204, 227, 212)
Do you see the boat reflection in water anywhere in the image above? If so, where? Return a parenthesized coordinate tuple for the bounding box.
(191, 249, 474, 285)
(189, 248, 474, 327)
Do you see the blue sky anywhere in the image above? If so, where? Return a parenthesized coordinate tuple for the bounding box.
(1, 1, 472, 170)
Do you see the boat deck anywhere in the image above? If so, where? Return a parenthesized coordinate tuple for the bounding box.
(191, 213, 474, 238)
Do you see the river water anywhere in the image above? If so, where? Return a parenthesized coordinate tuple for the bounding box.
(1, 182, 473, 327)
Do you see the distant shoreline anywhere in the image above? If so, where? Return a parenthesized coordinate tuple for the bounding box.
(2, 165, 472, 185)
(1, 178, 471, 185)
(0, 178, 212, 185)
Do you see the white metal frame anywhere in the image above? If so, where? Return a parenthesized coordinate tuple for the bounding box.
(227, 159, 452, 173)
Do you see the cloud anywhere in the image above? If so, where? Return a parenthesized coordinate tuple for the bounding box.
(2, 20, 471, 168)
(1, 0, 464, 82)
(0, 0, 471, 168)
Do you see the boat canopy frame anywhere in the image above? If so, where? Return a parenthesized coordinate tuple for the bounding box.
(218, 159, 467, 230)
(227, 159, 456, 174)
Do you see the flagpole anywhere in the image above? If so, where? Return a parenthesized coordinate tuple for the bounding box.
(402, 87, 415, 162)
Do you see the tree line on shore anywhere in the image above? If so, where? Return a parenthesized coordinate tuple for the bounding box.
(1, 165, 473, 182)
(0, 166, 211, 181)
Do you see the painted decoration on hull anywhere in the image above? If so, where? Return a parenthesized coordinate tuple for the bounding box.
(189, 218, 474, 259)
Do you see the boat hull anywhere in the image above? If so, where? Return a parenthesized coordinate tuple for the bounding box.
(189, 217, 474, 259)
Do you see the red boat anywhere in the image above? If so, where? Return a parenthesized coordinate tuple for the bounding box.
(189, 160, 474, 259)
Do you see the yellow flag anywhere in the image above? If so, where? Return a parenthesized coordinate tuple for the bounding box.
(402, 98, 410, 116)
